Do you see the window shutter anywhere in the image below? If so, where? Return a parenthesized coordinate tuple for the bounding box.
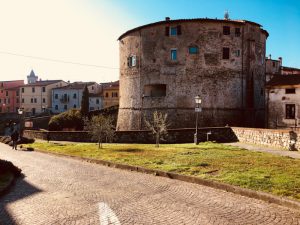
(177, 25, 182, 35)
(165, 26, 169, 36)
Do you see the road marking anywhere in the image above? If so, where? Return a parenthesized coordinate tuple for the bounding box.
(99, 202, 121, 225)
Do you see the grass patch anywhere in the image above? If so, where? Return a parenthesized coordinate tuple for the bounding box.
(24, 141, 300, 201)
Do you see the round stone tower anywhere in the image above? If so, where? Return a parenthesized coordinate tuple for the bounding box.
(117, 17, 268, 130)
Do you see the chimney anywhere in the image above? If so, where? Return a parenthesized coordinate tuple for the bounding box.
(165, 17, 170, 21)
(278, 57, 282, 66)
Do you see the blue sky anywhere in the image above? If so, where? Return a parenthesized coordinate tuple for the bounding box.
(108, 0, 300, 67)
(0, 0, 299, 82)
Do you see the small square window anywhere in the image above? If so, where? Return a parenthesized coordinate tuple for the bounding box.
(170, 27, 177, 36)
(286, 88, 296, 94)
(189, 46, 199, 54)
(223, 26, 230, 35)
(128, 55, 137, 67)
(171, 49, 177, 61)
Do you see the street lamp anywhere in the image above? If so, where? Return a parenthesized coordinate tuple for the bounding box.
(18, 108, 24, 136)
(194, 95, 202, 145)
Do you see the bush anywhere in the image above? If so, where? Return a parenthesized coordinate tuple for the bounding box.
(0, 160, 21, 177)
(49, 109, 84, 131)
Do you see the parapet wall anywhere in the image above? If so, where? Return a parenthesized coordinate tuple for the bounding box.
(23, 127, 299, 150)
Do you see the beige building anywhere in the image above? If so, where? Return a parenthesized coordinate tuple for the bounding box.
(102, 81, 119, 108)
(266, 75, 300, 128)
(20, 80, 68, 115)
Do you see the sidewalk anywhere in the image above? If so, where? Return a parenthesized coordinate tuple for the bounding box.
(225, 142, 300, 159)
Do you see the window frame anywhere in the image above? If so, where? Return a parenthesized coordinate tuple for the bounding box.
(189, 46, 199, 54)
(128, 55, 137, 67)
(223, 47, 230, 59)
(223, 26, 230, 35)
(285, 88, 296, 94)
(286, 104, 296, 119)
(170, 49, 177, 61)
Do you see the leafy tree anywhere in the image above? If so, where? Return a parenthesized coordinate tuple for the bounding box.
(144, 111, 170, 148)
(81, 85, 89, 117)
(84, 115, 115, 149)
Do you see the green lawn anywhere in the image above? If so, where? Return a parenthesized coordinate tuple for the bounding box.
(24, 142, 300, 201)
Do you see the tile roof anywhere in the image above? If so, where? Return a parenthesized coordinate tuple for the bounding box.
(21, 80, 63, 87)
(53, 82, 96, 90)
(266, 75, 300, 88)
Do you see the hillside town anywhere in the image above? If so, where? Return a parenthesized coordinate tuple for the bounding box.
(1, 4, 300, 224)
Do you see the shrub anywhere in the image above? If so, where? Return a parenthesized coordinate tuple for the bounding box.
(49, 109, 84, 131)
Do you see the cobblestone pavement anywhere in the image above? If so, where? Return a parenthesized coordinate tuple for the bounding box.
(224, 142, 300, 159)
(1, 143, 300, 225)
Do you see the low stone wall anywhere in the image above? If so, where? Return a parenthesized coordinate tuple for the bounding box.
(232, 127, 299, 150)
(23, 127, 238, 144)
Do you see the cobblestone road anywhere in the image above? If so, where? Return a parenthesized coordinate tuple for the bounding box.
(1, 143, 300, 225)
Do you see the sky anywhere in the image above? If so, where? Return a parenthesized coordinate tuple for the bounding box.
(0, 0, 299, 83)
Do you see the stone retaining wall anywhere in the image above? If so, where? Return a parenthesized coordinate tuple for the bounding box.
(231, 127, 299, 150)
(23, 127, 237, 144)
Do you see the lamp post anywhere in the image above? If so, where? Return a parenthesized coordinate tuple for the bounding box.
(194, 95, 202, 145)
(18, 108, 23, 136)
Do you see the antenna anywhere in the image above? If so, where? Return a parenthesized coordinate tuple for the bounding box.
(224, 10, 229, 20)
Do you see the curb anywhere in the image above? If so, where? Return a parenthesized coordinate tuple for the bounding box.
(27, 147, 300, 211)
(0, 172, 15, 198)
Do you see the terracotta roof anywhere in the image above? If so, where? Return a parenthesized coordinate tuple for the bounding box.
(266, 75, 300, 88)
(281, 66, 300, 72)
(118, 18, 268, 40)
(52, 82, 96, 90)
(21, 80, 63, 87)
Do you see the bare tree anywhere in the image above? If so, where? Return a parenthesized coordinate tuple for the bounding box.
(84, 115, 115, 149)
(144, 111, 170, 148)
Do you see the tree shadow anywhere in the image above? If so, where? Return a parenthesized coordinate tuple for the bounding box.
(0, 176, 42, 225)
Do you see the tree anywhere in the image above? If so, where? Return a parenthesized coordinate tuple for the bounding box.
(48, 109, 83, 131)
(84, 115, 115, 149)
(81, 85, 89, 117)
(144, 111, 170, 148)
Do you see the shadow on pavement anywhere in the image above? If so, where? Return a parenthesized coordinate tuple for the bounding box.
(0, 176, 42, 225)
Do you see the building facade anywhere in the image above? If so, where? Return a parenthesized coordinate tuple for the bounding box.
(266, 75, 300, 128)
(117, 17, 268, 130)
(52, 82, 101, 113)
(0, 80, 24, 113)
(101, 81, 119, 108)
(20, 80, 68, 115)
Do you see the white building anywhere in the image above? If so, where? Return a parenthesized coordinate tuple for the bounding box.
(52, 82, 101, 113)
(266, 75, 300, 128)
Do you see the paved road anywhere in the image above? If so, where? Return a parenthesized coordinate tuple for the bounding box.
(1, 143, 300, 225)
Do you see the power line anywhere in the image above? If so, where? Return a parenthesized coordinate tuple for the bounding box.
(0, 50, 119, 70)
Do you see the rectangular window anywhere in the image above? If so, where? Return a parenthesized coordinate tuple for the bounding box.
(22, 98, 24, 103)
(223, 48, 230, 59)
(32, 87, 35, 93)
(223, 26, 230, 35)
(286, 104, 296, 119)
(235, 28, 241, 37)
(96, 99, 100, 104)
(6, 91, 8, 96)
(171, 49, 177, 61)
(235, 49, 240, 57)
(43, 98, 46, 103)
(73, 93, 77, 99)
(31, 98, 33, 103)
(73, 104, 77, 108)
(170, 27, 177, 36)
(34, 98, 37, 103)
(64, 105, 67, 110)
(144, 84, 167, 97)
(0, 99, 1, 103)
(55, 94, 58, 99)
(42, 87, 46, 92)
(189, 46, 199, 54)
(16, 90, 19, 96)
(105, 93, 109, 98)
(7, 98, 10, 104)
(286, 88, 296, 94)
(55, 105, 58, 110)
(128, 55, 137, 67)
(272, 62, 275, 67)
(21, 88, 24, 93)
